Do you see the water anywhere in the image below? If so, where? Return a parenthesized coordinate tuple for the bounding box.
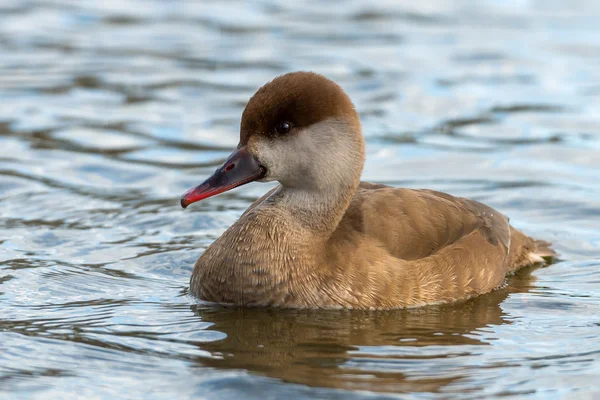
(1, 0, 600, 398)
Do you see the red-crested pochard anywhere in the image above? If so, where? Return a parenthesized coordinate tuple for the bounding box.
(181, 72, 554, 309)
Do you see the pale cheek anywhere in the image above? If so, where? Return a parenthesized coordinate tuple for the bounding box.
(250, 137, 308, 184)
(267, 144, 297, 180)
(249, 139, 286, 180)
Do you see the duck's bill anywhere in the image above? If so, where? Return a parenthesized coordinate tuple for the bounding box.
(180, 147, 266, 209)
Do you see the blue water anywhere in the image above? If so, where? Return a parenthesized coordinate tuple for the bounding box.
(1, 1, 600, 399)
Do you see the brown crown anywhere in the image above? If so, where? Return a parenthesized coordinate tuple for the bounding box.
(240, 72, 359, 145)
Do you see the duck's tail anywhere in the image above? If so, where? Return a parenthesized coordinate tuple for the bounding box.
(529, 239, 556, 263)
(508, 227, 556, 273)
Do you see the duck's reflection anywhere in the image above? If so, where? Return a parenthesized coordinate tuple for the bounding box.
(191, 266, 540, 393)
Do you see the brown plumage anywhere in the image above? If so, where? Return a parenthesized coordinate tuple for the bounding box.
(182, 71, 555, 309)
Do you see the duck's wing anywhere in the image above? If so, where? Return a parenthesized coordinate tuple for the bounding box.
(340, 183, 512, 261)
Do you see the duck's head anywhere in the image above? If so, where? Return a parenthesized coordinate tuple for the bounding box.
(181, 72, 365, 209)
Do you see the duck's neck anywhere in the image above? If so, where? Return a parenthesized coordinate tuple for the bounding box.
(268, 179, 359, 237)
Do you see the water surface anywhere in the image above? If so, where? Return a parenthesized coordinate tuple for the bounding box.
(1, 0, 600, 399)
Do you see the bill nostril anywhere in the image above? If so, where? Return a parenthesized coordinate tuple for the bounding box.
(225, 163, 235, 172)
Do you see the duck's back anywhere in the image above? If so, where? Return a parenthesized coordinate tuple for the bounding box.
(324, 183, 553, 308)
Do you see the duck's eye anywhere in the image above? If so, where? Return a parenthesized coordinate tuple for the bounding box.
(275, 121, 292, 135)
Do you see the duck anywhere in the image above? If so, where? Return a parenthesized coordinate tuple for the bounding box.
(181, 71, 554, 309)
